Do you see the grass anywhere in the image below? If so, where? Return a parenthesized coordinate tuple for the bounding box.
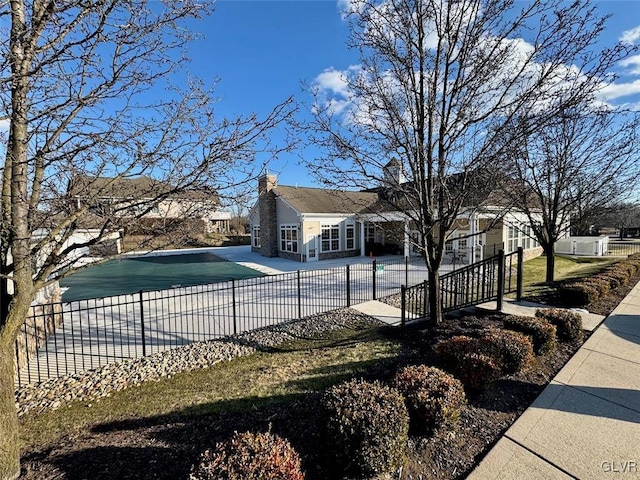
(520, 254, 618, 299)
(19, 327, 400, 449)
(19, 253, 625, 461)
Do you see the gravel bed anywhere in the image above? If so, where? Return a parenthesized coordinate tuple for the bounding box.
(15, 308, 382, 417)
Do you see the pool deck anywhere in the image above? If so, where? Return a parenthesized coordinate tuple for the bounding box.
(124, 245, 456, 275)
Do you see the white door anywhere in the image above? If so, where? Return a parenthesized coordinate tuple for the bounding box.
(306, 234, 318, 262)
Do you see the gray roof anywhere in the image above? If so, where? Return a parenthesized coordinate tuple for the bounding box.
(68, 175, 218, 202)
(273, 186, 379, 215)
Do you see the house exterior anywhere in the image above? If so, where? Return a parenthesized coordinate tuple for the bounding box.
(67, 175, 231, 234)
(249, 171, 544, 264)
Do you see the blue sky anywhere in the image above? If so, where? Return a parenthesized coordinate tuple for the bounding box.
(185, 1, 359, 188)
(182, 0, 640, 190)
(2, 1, 639, 192)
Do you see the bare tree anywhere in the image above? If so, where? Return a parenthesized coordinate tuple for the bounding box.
(302, 0, 626, 323)
(503, 107, 640, 282)
(0, 1, 293, 478)
(600, 202, 640, 240)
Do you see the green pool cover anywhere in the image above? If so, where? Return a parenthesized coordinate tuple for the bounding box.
(60, 252, 264, 302)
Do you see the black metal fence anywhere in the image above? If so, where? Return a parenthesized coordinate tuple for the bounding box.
(608, 241, 640, 256)
(400, 249, 523, 325)
(15, 256, 431, 387)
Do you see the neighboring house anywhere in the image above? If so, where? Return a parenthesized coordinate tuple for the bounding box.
(67, 175, 231, 234)
(249, 166, 545, 264)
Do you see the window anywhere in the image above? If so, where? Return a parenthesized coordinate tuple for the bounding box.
(321, 224, 340, 252)
(507, 224, 519, 253)
(365, 224, 376, 243)
(523, 225, 531, 249)
(346, 223, 355, 250)
(280, 225, 298, 253)
(458, 236, 468, 250)
(252, 226, 260, 248)
(445, 240, 454, 252)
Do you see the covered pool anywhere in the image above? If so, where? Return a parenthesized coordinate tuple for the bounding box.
(60, 252, 265, 302)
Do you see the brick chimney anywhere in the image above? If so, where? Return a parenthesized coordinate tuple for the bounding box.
(258, 174, 279, 257)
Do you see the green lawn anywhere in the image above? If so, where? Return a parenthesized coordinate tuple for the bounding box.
(521, 254, 618, 299)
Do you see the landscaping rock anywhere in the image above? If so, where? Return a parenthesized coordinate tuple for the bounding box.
(15, 308, 382, 417)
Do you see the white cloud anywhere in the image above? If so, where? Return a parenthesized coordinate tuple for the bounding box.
(598, 79, 640, 102)
(620, 25, 640, 45)
(315, 68, 350, 97)
(619, 55, 640, 75)
(314, 66, 362, 116)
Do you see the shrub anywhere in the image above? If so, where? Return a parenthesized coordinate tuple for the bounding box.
(393, 365, 466, 434)
(503, 316, 557, 355)
(434, 335, 480, 371)
(573, 277, 610, 299)
(321, 379, 409, 477)
(455, 353, 502, 392)
(535, 308, 583, 342)
(435, 337, 501, 392)
(595, 272, 623, 289)
(558, 281, 600, 306)
(190, 431, 305, 480)
(479, 328, 535, 374)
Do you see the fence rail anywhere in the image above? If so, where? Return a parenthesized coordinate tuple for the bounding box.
(16, 255, 431, 387)
(607, 241, 640, 256)
(401, 249, 523, 326)
(16, 250, 526, 387)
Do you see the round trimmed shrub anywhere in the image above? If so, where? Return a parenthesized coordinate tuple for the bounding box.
(321, 379, 408, 477)
(558, 282, 600, 306)
(503, 316, 557, 355)
(434, 335, 480, 371)
(393, 365, 466, 434)
(535, 308, 583, 342)
(435, 337, 501, 392)
(456, 353, 501, 392)
(190, 431, 305, 480)
(479, 328, 535, 374)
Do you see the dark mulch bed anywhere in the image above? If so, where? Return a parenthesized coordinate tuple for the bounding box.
(19, 274, 639, 480)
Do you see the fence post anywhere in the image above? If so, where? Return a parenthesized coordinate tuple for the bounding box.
(405, 256, 409, 287)
(422, 280, 428, 318)
(401, 285, 406, 328)
(139, 290, 146, 357)
(497, 250, 505, 312)
(232, 279, 237, 335)
(517, 247, 524, 302)
(372, 259, 377, 301)
(297, 270, 302, 318)
(346, 264, 351, 307)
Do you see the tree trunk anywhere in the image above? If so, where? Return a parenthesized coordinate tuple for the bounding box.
(544, 244, 556, 283)
(427, 269, 442, 325)
(0, 337, 20, 480)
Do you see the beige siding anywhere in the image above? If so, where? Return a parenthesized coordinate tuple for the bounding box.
(276, 199, 299, 225)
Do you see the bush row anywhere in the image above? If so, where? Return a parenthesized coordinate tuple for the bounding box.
(189, 308, 586, 478)
(559, 255, 640, 306)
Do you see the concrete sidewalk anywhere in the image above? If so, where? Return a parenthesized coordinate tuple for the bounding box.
(468, 280, 640, 480)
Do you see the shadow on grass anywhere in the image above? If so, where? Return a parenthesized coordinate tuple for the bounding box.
(63, 391, 330, 480)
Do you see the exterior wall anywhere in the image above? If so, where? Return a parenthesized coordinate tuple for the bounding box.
(276, 200, 299, 225)
(523, 246, 544, 262)
(319, 249, 361, 261)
